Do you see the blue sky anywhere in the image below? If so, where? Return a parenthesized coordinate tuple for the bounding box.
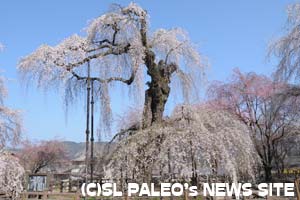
(0, 0, 296, 142)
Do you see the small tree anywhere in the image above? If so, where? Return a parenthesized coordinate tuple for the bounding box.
(207, 69, 300, 181)
(18, 3, 206, 130)
(18, 140, 68, 174)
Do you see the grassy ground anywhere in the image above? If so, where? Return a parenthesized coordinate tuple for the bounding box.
(23, 196, 297, 200)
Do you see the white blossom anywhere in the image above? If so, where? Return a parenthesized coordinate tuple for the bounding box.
(0, 151, 25, 199)
(287, 3, 300, 26)
(18, 3, 207, 131)
(0, 44, 23, 198)
(106, 105, 259, 183)
(0, 43, 22, 150)
(18, 35, 88, 88)
(269, 3, 300, 83)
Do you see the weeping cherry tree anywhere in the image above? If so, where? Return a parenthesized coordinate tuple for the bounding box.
(0, 43, 24, 199)
(105, 105, 259, 184)
(18, 3, 205, 130)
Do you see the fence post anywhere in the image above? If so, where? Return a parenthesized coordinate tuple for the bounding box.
(124, 193, 129, 200)
(42, 191, 47, 199)
(295, 178, 300, 200)
(21, 192, 26, 200)
(184, 189, 188, 200)
(75, 192, 80, 200)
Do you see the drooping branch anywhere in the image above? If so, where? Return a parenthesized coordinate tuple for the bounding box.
(0, 46, 22, 150)
(270, 4, 300, 83)
(51, 42, 136, 85)
(106, 105, 259, 183)
(54, 43, 131, 70)
(18, 2, 206, 131)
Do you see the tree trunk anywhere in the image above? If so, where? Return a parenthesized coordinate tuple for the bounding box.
(139, 15, 177, 128)
(142, 51, 177, 128)
(264, 165, 272, 182)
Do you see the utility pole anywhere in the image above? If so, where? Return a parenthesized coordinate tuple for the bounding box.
(90, 80, 95, 183)
(85, 61, 91, 185)
(84, 60, 96, 184)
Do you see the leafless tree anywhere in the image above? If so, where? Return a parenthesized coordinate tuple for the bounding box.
(17, 140, 68, 174)
(207, 69, 300, 181)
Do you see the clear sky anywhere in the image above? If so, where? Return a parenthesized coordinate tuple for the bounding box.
(0, 0, 296, 142)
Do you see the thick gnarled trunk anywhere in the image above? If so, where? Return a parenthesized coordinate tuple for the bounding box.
(143, 75, 170, 127)
(142, 53, 177, 128)
(139, 17, 177, 128)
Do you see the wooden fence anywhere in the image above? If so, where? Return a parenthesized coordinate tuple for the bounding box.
(21, 192, 81, 200)
(20, 192, 191, 200)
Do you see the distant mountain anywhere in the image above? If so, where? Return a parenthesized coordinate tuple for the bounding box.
(62, 141, 108, 161)
(5, 141, 109, 161)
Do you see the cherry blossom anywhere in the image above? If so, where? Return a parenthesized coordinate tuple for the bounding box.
(0, 151, 25, 199)
(207, 69, 300, 181)
(105, 105, 259, 184)
(18, 3, 206, 130)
